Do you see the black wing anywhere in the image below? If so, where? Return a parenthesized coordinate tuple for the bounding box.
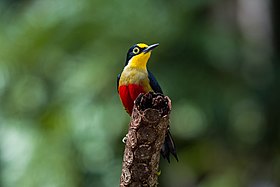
(117, 73, 120, 93)
(161, 130, 179, 163)
(148, 70, 178, 162)
(148, 70, 163, 94)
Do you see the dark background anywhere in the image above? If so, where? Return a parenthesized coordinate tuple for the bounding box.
(0, 0, 279, 186)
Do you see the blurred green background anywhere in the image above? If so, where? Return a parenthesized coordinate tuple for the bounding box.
(0, 0, 279, 186)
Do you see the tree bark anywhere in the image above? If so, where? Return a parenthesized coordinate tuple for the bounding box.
(120, 92, 172, 187)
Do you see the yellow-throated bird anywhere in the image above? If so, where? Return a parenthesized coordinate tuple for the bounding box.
(117, 43, 178, 162)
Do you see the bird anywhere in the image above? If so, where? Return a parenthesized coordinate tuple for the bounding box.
(117, 43, 178, 162)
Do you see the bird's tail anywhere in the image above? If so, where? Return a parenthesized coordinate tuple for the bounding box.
(161, 129, 178, 163)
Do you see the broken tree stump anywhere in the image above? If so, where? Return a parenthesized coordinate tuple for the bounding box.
(120, 92, 172, 187)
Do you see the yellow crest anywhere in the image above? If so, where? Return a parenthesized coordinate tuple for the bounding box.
(137, 43, 148, 48)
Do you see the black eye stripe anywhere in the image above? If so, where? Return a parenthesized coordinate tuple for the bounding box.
(133, 47, 140, 54)
(125, 45, 147, 65)
(129, 45, 146, 53)
(136, 47, 145, 52)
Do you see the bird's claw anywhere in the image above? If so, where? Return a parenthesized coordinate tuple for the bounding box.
(122, 134, 128, 143)
(156, 170, 161, 176)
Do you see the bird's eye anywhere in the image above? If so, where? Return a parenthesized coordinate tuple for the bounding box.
(132, 47, 140, 54)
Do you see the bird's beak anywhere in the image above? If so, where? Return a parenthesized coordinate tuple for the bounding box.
(143, 43, 159, 54)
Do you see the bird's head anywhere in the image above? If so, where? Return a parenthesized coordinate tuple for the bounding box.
(125, 43, 159, 69)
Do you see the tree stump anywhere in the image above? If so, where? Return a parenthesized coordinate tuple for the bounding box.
(120, 92, 172, 187)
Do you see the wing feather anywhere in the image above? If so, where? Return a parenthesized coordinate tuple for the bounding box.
(117, 73, 120, 93)
(148, 70, 163, 94)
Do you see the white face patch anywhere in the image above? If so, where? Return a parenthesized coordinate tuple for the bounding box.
(127, 58, 133, 66)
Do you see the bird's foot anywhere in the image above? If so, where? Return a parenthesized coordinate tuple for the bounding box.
(156, 170, 161, 176)
(122, 134, 128, 143)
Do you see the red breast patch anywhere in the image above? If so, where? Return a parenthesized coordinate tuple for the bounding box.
(119, 84, 145, 115)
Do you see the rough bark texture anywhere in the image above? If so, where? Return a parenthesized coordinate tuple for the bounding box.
(120, 92, 171, 187)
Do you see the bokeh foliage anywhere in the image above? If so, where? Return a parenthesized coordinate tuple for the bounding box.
(0, 0, 279, 187)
